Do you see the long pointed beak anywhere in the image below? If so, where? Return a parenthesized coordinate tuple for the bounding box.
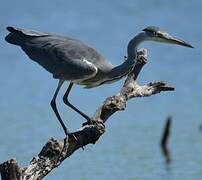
(166, 36, 194, 48)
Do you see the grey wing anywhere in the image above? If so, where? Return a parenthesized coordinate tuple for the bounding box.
(23, 39, 99, 80)
(5, 27, 102, 81)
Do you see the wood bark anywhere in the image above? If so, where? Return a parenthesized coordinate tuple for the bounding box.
(0, 49, 174, 180)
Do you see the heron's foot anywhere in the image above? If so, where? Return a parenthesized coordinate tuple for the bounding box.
(81, 114, 93, 125)
(63, 127, 84, 150)
(82, 117, 94, 126)
(67, 133, 84, 150)
(86, 117, 93, 124)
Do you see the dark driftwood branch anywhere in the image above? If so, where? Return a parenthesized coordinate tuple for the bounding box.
(161, 116, 172, 164)
(0, 49, 174, 180)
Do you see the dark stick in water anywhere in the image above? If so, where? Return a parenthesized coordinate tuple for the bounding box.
(161, 116, 172, 163)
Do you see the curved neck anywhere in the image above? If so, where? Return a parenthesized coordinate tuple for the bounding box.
(107, 32, 147, 79)
(127, 32, 147, 59)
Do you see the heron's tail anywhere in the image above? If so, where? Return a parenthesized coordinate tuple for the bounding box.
(5, 26, 26, 46)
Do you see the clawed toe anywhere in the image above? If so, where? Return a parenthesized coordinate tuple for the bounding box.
(67, 133, 84, 150)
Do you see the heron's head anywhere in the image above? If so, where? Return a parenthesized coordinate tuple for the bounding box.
(142, 26, 193, 48)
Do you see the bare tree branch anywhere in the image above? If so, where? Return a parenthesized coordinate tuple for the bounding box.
(0, 49, 174, 180)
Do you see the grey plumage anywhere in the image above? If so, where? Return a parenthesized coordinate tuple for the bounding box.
(5, 26, 115, 88)
(5, 26, 193, 137)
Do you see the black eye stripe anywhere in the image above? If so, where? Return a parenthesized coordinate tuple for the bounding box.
(143, 29, 166, 37)
(142, 26, 161, 33)
(144, 29, 158, 35)
(146, 30, 155, 33)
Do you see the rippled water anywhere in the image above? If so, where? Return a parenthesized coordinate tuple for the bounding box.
(0, 0, 201, 179)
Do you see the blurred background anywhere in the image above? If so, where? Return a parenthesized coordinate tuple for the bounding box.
(0, 0, 201, 179)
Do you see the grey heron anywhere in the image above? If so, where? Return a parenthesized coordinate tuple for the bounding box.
(5, 26, 193, 138)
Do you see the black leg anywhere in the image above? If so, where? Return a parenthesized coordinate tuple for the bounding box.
(63, 82, 92, 124)
(50, 80, 83, 149)
(50, 80, 69, 136)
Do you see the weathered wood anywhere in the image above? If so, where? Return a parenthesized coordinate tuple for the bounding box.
(0, 159, 21, 180)
(0, 49, 174, 179)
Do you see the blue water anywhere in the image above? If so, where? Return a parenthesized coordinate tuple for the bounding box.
(0, 0, 201, 179)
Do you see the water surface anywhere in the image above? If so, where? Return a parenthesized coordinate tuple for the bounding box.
(0, 0, 201, 179)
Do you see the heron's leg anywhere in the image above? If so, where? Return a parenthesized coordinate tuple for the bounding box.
(50, 80, 70, 136)
(50, 80, 83, 150)
(63, 82, 92, 124)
